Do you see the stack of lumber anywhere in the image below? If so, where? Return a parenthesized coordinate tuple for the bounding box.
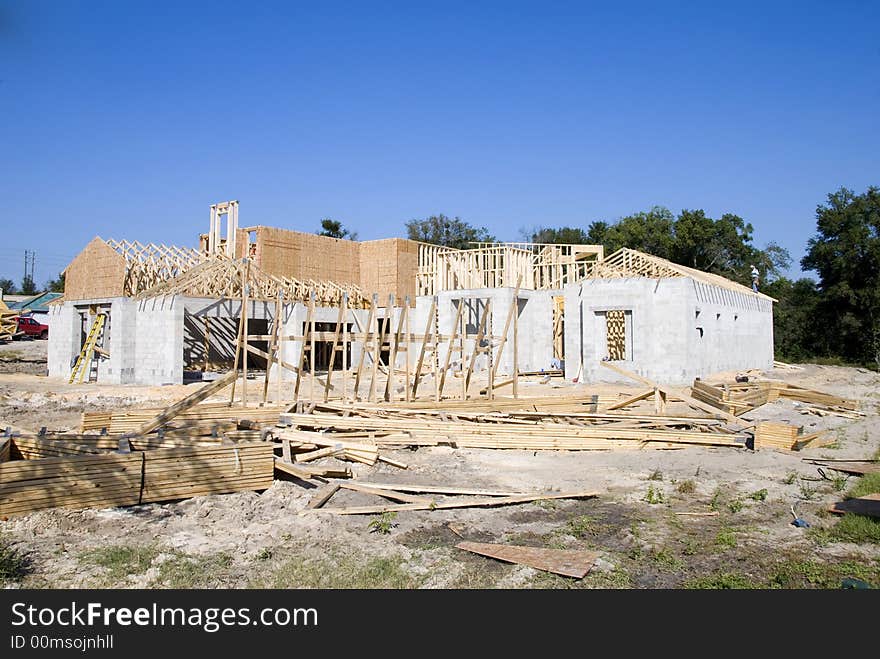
(0, 299, 19, 341)
(140, 443, 274, 503)
(691, 379, 860, 417)
(0, 442, 275, 517)
(753, 421, 828, 451)
(0, 452, 145, 517)
(277, 403, 749, 450)
(80, 403, 285, 434)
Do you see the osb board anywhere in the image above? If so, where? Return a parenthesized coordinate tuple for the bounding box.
(358, 238, 418, 302)
(64, 237, 126, 301)
(255, 226, 360, 285)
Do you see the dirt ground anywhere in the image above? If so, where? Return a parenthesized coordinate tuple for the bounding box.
(1, 343, 878, 589)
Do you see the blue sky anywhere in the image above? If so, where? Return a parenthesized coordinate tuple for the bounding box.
(1, 1, 878, 288)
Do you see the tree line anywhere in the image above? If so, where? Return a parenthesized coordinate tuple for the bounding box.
(317, 186, 879, 369)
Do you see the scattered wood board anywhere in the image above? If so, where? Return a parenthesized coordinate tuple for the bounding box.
(309, 489, 598, 515)
(807, 461, 880, 476)
(828, 494, 880, 518)
(456, 541, 600, 578)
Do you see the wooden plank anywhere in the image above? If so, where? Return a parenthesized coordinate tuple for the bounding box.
(807, 461, 880, 476)
(828, 494, 880, 518)
(599, 361, 744, 426)
(294, 445, 343, 463)
(273, 458, 317, 480)
(455, 541, 599, 578)
(351, 482, 525, 497)
(338, 482, 432, 504)
(605, 388, 655, 410)
(137, 371, 238, 435)
(310, 489, 599, 515)
(307, 483, 340, 509)
(0, 438, 9, 463)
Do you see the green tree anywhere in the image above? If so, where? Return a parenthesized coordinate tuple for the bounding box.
(603, 206, 676, 258)
(405, 214, 495, 249)
(45, 272, 65, 293)
(762, 277, 823, 362)
(317, 218, 358, 240)
(0, 278, 16, 296)
(525, 226, 592, 244)
(801, 186, 880, 368)
(20, 275, 37, 295)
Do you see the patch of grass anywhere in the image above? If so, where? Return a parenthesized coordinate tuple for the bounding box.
(676, 480, 696, 494)
(368, 511, 398, 535)
(798, 480, 817, 501)
(812, 515, 880, 545)
(683, 572, 758, 589)
(769, 558, 880, 589)
(650, 548, 685, 572)
(0, 535, 28, 584)
(709, 487, 724, 511)
(831, 474, 849, 492)
(783, 472, 798, 485)
(153, 552, 234, 588)
(728, 499, 744, 513)
(564, 515, 607, 538)
(79, 545, 160, 584)
(847, 473, 880, 499)
(534, 499, 558, 511)
(681, 537, 701, 556)
(643, 485, 666, 505)
(531, 563, 633, 589)
(256, 554, 422, 589)
(648, 469, 664, 481)
(748, 488, 768, 501)
(256, 548, 273, 560)
(714, 529, 737, 549)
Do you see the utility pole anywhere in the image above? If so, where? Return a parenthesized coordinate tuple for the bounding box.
(23, 250, 36, 293)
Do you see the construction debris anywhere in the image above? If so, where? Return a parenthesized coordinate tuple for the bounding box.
(455, 541, 600, 578)
(828, 494, 880, 518)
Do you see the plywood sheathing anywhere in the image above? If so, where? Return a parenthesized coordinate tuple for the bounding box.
(255, 227, 361, 287)
(359, 238, 418, 303)
(63, 237, 127, 301)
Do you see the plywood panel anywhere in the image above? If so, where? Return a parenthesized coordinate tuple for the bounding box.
(255, 227, 360, 285)
(64, 237, 126, 301)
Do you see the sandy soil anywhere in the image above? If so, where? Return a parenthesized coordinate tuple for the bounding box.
(1, 357, 878, 589)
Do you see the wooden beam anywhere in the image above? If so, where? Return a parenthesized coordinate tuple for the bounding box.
(137, 371, 238, 435)
(309, 489, 599, 515)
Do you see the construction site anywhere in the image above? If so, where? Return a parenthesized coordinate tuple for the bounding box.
(1, 201, 878, 589)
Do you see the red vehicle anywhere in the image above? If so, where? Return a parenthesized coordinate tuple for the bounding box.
(15, 316, 49, 339)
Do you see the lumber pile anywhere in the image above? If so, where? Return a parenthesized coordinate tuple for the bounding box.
(0, 441, 274, 517)
(0, 299, 20, 341)
(277, 402, 749, 451)
(691, 379, 860, 417)
(753, 421, 828, 451)
(80, 403, 285, 433)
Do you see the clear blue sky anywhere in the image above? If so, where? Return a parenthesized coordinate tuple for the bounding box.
(1, 1, 878, 288)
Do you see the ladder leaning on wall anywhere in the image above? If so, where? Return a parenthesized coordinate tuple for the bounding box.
(69, 314, 106, 384)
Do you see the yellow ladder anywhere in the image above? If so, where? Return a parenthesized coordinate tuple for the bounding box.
(69, 314, 105, 384)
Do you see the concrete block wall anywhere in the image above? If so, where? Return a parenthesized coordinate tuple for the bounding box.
(134, 298, 184, 385)
(564, 277, 774, 386)
(47, 303, 79, 378)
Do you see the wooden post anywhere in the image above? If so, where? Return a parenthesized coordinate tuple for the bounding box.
(262, 290, 283, 405)
(490, 276, 522, 384)
(293, 294, 314, 403)
(404, 297, 411, 402)
(384, 299, 406, 402)
(464, 298, 491, 397)
(410, 297, 435, 400)
(513, 289, 519, 399)
(308, 292, 317, 402)
(342, 296, 349, 401)
(369, 295, 392, 403)
(241, 262, 250, 408)
(438, 297, 465, 400)
(323, 293, 347, 402)
(354, 294, 378, 401)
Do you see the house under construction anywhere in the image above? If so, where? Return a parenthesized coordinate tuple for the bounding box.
(48, 201, 774, 395)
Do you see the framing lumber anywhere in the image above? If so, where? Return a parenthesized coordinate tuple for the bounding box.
(310, 489, 598, 515)
(455, 542, 599, 579)
(137, 371, 238, 435)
